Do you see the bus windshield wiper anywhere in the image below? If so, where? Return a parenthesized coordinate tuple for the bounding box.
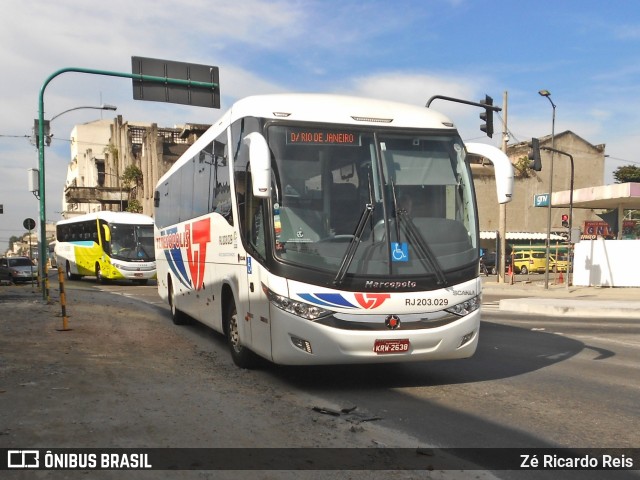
(333, 171, 376, 286)
(397, 211, 448, 286)
(333, 203, 374, 286)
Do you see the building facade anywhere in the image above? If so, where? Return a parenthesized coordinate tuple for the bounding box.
(473, 130, 606, 241)
(61, 117, 209, 219)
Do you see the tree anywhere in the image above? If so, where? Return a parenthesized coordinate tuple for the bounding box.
(613, 165, 640, 183)
(122, 165, 143, 188)
(126, 199, 143, 213)
(120, 165, 144, 213)
(8, 235, 20, 252)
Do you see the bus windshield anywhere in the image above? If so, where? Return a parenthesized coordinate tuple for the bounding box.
(266, 125, 477, 281)
(109, 223, 155, 262)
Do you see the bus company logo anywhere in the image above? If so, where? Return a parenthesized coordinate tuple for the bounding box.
(161, 218, 211, 290)
(385, 315, 401, 330)
(297, 292, 390, 310)
(354, 293, 390, 309)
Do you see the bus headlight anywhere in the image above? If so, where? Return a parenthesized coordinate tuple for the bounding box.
(445, 295, 480, 317)
(262, 284, 332, 320)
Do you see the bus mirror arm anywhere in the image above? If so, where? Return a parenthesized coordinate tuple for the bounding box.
(465, 143, 514, 204)
(243, 132, 272, 198)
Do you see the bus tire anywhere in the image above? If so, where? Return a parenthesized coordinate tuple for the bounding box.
(65, 261, 79, 281)
(95, 264, 106, 284)
(225, 298, 257, 369)
(169, 279, 189, 325)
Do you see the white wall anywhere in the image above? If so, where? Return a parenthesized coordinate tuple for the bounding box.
(573, 239, 640, 287)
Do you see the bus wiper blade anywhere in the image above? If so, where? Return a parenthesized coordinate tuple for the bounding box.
(333, 203, 374, 286)
(398, 213, 447, 286)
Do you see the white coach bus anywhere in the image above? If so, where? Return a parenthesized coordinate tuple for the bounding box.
(154, 94, 513, 368)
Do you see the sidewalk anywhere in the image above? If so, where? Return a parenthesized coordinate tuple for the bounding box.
(482, 276, 640, 319)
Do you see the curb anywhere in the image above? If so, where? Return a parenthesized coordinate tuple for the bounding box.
(499, 298, 640, 319)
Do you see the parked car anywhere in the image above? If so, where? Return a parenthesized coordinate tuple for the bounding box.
(0, 256, 38, 283)
(480, 252, 512, 275)
(512, 251, 548, 275)
(549, 254, 569, 273)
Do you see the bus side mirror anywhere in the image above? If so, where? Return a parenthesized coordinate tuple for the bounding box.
(103, 224, 111, 243)
(154, 190, 160, 207)
(243, 132, 271, 198)
(465, 142, 514, 204)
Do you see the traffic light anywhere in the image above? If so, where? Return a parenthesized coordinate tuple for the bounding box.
(561, 214, 569, 228)
(528, 137, 542, 171)
(33, 119, 51, 148)
(479, 95, 494, 138)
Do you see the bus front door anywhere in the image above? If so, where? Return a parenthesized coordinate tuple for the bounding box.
(243, 255, 273, 360)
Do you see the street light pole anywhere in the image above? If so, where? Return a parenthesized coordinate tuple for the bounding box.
(34, 103, 117, 296)
(49, 104, 117, 122)
(542, 146, 574, 289)
(36, 64, 219, 301)
(539, 90, 556, 290)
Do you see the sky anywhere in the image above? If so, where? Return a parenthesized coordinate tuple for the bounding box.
(1, 0, 640, 250)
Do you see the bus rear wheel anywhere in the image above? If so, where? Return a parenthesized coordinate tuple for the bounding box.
(225, 299, 257, 369)
(65, 261, 79, 281)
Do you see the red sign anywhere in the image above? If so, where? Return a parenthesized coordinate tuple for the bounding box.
(583, 220, 636, 238)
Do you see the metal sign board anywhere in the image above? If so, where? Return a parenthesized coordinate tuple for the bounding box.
(131, 56, 220, 108)
(23, 218, 36, 230)
(533, 193, 550, 207)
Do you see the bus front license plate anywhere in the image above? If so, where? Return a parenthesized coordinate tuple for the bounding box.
(373, 339, 410, 354)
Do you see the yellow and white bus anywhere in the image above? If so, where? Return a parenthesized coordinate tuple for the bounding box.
(55, 211, 156, 284)
(154, 93, 514, 367)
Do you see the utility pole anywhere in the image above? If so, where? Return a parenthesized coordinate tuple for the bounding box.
(498, 91, 508, 283)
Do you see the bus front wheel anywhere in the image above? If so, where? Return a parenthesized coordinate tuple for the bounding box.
(225, 299, 257, 369)
(95, 264, 106, 284)
(169, 280, 188, 325)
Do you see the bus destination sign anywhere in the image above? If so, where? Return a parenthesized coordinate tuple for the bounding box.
(287, 129, 360, 146)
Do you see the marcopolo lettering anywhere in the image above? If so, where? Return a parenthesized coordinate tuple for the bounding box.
(365, 280, 417, 289)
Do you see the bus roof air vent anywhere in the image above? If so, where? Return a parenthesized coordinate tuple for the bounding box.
(273, 112, 291, 117)
(442, 122, 455, 127)
(351, 116, 393, 123)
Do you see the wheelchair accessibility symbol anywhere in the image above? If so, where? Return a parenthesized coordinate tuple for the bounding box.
(391, 242, 409, 262)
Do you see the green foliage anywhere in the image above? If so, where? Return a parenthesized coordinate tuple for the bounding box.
(126, 199, 143, 213)
(122, 165, 143, 188)
(8, 235, 20, 251)
(105, 144, 119, 161)
(513, 156, 533, 178)
(613, 165, 640, 183)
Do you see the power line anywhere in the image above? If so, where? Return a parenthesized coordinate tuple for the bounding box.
(606, 156, 640, 165)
